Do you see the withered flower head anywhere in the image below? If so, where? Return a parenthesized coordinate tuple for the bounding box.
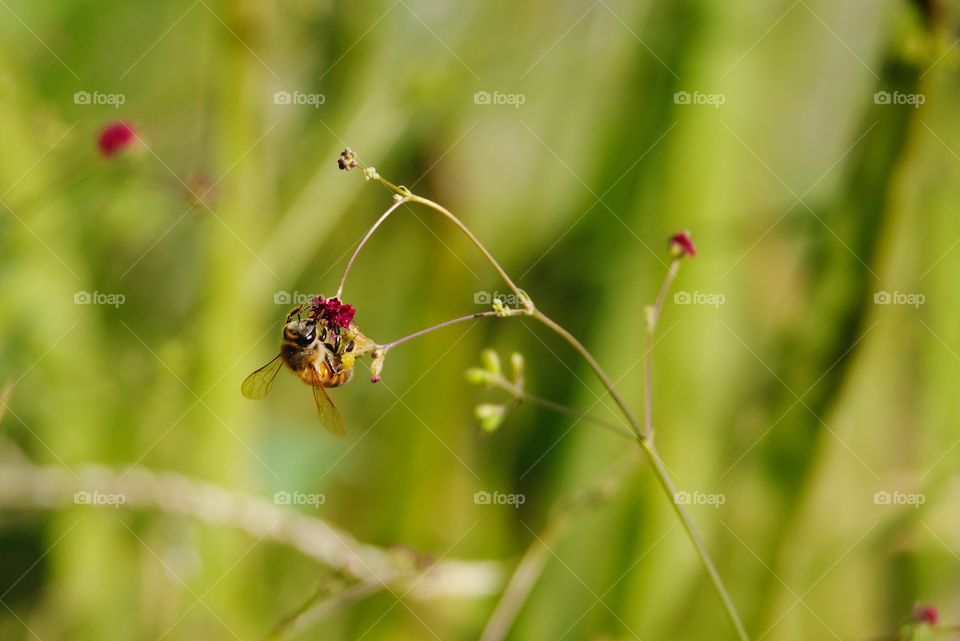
(310, 295, 356, 330)
(668, 231, 697, 258)
(338, 147, 358, 171)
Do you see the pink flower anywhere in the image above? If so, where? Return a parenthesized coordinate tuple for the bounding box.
(669, 231, 696, 258)
(97, 121, 137, 157)
(310, 296, 356, 330)
(913, 604, 938, 625)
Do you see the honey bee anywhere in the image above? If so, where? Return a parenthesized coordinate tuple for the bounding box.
(242, 305, 373, 437)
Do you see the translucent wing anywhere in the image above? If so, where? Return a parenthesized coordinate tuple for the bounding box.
(241, 355, 284, 399)
(306, 368, 346, 438)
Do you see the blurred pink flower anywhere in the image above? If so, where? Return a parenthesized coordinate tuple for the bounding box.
(669, 231, 696, 258)
(913, 604, 938, 625)
(97, 121, 137, 157)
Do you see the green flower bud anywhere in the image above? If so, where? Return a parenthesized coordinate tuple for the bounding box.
(464, 368, 492, 386)
(510, 352, 525, 387)
(475, 403, 505, 432)
(480, 349, 501, 375)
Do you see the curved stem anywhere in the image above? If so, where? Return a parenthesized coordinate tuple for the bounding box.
(355, 166, 531, 310)
(644, 259, 680, 441)
(640, 440, 750, 641)
(266, 578, 385, 641)
(531, 309, 644, 438)
(479, 453, 638, 641)
(406, 194, 529, 307)
(336, 197, 409, 298)
(490, 376, 634, 439)
(380, 311, 507, 352)
(346, 165, 748, 640)
(534, 298, 748, 640)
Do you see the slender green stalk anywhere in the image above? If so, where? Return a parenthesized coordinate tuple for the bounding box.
(335, 196, 409, 299)
(379, 311, 513, 352)
(346, 164, 750, 641)
(531, 309, 644, 437)
(644, 259, 680, 442)
(479, 454, 638, 641)
(489, 374, 634, 438)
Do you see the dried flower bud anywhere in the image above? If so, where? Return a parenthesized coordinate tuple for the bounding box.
(338, 147, 358, 171)
(370, 348, 385, 383)
(97, 121, 137, 157)
(475, 403, 506, 432)
(480, 349, 501, 376)
(913, 604, 938, 625)
(668, 231, 696, 258)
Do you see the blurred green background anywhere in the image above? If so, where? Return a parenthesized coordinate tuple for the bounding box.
(1, 0, 958, 639)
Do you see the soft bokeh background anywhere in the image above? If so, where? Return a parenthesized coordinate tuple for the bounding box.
(1, 0, 958, 639)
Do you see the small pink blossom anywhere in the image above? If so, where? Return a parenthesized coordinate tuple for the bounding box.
(669, 231, 696, 258)
(97, 121, 137, 157)
(310, 296, 356, 330)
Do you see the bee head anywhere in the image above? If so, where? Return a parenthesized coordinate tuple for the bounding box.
(283, 320, 317, 347)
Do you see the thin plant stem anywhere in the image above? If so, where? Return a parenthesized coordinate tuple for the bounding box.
(345, 164, 749, 641)
(488, 375, 634, 438)
(644, 259, 680, 442)
(380, 311, 516, 352)
(479, 453, 638, 641)
(356, 165, 532, 310)
(336, 196, 410, 298)
(531, 309, 644, 437)
(640, 439, 750, 641)
(266, 577, 387, 641)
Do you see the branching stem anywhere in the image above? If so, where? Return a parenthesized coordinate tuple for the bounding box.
(339, 161, 749, 641)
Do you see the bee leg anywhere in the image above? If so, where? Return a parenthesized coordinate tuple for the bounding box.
(333, 334, 342, 354)
(285, 305, 303, 323)
(346, 340, 355, 353)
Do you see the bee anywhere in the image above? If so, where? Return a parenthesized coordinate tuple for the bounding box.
(241, 305, 373, 437)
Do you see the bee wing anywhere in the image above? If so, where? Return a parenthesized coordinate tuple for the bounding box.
(306, 368, 346, 438)
(241, 355, 284, 399)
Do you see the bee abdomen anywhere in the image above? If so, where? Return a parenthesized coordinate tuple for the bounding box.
(322, 369, 353, 388)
